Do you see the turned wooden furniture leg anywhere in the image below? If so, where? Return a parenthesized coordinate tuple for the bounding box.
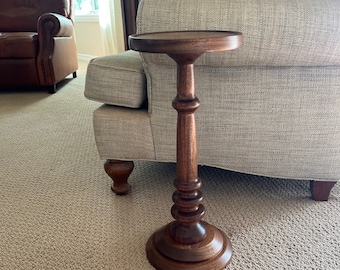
(145, 54, 232, 270)
(310, 181, 336, 201)
(104, 159, 134, 195)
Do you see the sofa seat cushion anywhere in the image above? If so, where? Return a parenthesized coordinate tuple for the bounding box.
(0, 32, 38, 59)
(85, 50, 147, 109)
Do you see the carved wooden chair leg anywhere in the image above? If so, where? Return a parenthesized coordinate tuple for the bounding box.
(104, 159, 134, 195)
(310, 181, 336, 201)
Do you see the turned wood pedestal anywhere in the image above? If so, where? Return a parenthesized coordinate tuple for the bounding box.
(129, 31, 242, 270)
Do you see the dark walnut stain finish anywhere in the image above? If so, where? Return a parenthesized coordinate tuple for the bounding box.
(104, 159, 134, 195)
(129, 31, 242, 270)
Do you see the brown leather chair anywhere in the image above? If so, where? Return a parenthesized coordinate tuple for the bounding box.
(0, 0, 78, 93)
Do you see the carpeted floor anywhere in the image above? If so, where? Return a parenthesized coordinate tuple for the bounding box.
(0, 62, 339, 270)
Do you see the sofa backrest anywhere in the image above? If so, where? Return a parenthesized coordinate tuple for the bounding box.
(0, 0, 72, 32)
(136, 0, 340, 67)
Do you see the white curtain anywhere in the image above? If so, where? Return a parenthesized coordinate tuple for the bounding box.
(98, 0, 125, 55)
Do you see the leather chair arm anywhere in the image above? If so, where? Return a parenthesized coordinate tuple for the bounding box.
(36, 13, 75, 86)
(37, 13, 74, 37)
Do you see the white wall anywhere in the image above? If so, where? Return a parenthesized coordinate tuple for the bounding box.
(74, 20, 105, 61)
(73, 0, 125, 61)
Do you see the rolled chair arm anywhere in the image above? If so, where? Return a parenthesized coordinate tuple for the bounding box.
(37, 13, 74, 37)
(36, 13, 75, 86)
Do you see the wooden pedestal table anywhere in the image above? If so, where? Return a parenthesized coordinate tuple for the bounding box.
(129, 31, 243, 270)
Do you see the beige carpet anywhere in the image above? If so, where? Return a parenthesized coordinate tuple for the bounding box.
(0, 62, 339, 270)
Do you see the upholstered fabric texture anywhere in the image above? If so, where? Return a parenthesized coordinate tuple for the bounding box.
(137, 0, 340, 67)
(93, 105, 155, 160)
(86, 0, 340, 183)
(85, 50, 147, 108)
(93, 64, 340, 181)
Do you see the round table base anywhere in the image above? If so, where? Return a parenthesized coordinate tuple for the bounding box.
(146, 221, 232, 270)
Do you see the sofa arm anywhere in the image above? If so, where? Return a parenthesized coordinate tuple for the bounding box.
(85, 50, 147, 109)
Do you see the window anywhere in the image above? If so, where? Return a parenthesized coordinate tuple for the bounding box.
(74, 0, 99, 15)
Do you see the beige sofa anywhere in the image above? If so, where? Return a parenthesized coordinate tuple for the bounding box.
(85, 0, 340, 200)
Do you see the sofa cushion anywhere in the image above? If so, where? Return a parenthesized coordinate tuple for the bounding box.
(0, 32, 38, 59)
(137, 0, 340, 67)
(85, 50, 147, 109)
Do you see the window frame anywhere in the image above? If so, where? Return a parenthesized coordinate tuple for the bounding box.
(75, 14, 99, 23)
(74, 0, 99, 22)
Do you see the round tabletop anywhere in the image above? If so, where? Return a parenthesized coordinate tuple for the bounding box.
(129, 30, 242, 54)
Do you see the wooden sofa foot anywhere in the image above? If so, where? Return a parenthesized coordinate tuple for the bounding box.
(104, 159, 134, 195)
(310, 181, 336, 201)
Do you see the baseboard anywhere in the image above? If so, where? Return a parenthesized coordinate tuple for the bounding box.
(77, 54, 97, 62)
